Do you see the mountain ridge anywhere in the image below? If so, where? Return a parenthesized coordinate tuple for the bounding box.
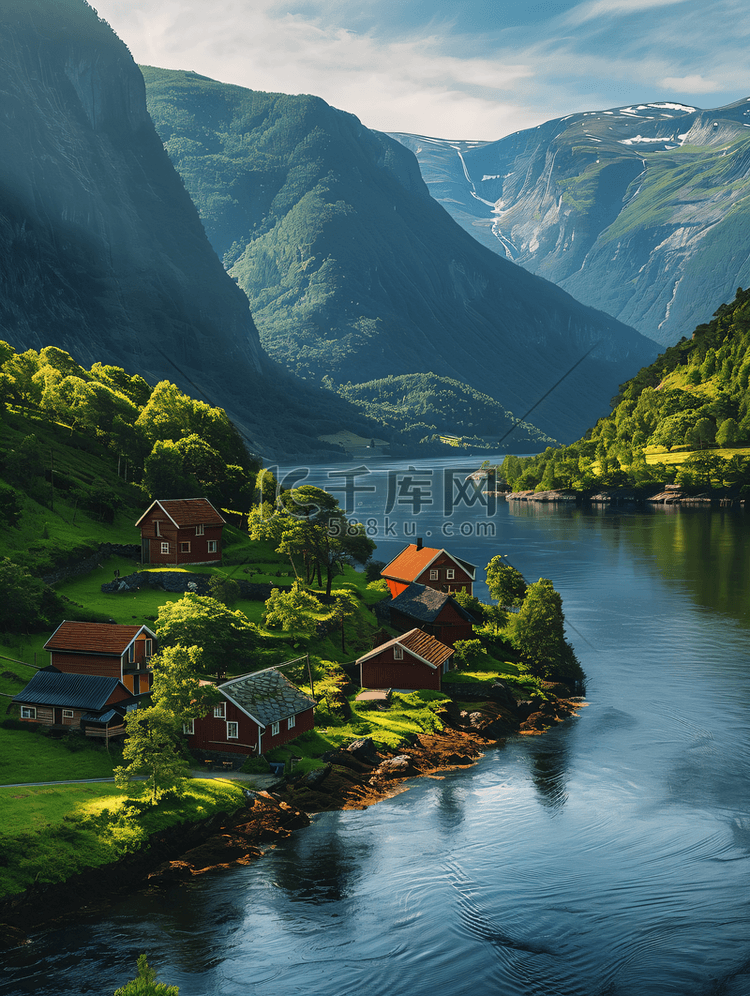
(142, 66, 659, 444)
(392, 97, 750, 347)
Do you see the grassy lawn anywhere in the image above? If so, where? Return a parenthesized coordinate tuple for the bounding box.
(0, 779, 245, 898)
(0, 725, 119, 784)
(643, 444, 750, 468)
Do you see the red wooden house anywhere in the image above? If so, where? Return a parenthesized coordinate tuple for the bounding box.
(135, 498, 225, 566)
(357, 628, 454, 691)
(13, 669, 134, 740)
(381, 540, 476, 597)
(43, 620, 157, 695)
(186, 668, 316, 757)
(388, 583, 475, 648)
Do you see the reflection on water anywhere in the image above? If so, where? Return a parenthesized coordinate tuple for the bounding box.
(3, 464, 750, 996)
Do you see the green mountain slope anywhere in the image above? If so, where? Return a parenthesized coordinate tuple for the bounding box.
(394, 99, 750, 348)
(335, 374, 557, 450)
(0, 0, 381, 460)
(141, 67, 658, 444)
(496, 288, 750, 492)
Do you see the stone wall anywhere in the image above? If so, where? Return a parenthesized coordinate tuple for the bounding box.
(43, 544, 141, 586)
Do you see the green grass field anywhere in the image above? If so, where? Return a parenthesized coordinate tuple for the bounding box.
(0, 779, 245, 898)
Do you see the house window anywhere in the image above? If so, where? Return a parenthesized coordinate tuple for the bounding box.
(429, 569, 439, 580)
(128, 644, 135, 663)
(196, 524, 205, 536)
(271, 721, 280, 736)
(214, 703, 226, 719)
(62, 709, 74, 720)
(20, 706, 36, 720)
(160, 542, 170, 554)
(180, 541, 191, 553)
(393, 645, 403, 660)
(288, 715, 296, 730)
(446, 568, 455, 579)
(154, 521, 161, 537)
(207, 540, 218, 553)
(227, 721, 238, 739)
(183, 719, 195, 735)
(144, 639, 153, 658)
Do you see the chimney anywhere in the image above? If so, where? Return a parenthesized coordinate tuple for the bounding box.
(416, 537, 423, 551)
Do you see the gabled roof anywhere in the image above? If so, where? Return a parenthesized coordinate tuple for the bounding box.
(13, 670, 129, 710)
(44, 621, 156, 656)
(356, 627, 454, 670)
(381, 544, 476, 582)
(135, 498, 226, 529)
(390, 583, 476, 624)
(219, 669, 315, 729)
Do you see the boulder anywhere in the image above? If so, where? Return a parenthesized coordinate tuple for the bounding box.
(372, 755, 414, 778)
(346, 737, 381, 766)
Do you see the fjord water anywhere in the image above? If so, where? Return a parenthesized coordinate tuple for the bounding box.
(4, 458, 750, 996)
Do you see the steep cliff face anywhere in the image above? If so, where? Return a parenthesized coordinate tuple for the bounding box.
(393, 99, 750, 348)
(0, 0, 276, 443)
(143, 68, 658, 443)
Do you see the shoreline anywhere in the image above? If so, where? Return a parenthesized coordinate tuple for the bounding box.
(503, 487, 747, 507)
(0, 692, 582, 943)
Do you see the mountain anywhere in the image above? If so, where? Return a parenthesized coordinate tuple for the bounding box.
(333, 373, 558, 450)
(0, 0, 376, 459)
(495, 288, 750, 494)
(141, 67, 659, 444)
(392, 98, 750, 348)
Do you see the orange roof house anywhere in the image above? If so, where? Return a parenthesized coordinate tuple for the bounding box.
(357, 628, 454, 691)
(135, 498, 225, 567)
(44, 620, 157, 695)
(381, 540, 476, 597)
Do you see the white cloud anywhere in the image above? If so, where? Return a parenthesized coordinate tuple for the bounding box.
(563, 0, 691, 26)
(661, 74, 721, 94)
(92, 0, 750, 139)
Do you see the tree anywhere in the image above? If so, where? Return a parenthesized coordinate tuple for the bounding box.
(510, 578, 583, 686)
(155, 594, 259, 677)
(142, 440, 196, 499)
(276, 486, 375, 596)
(149, 645, 221, 725)
(485, 556, 527, 608)
(716, 417, 740, 447)
(114, 706, 190, 804)
(263, 581, 320, 639)
(452, 639, 487, 669)
(0, 558, 46, 632)
(328, 589, 359, 652)
(114, 954, 179, 995)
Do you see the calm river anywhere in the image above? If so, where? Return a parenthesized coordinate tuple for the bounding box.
(3, 456, 750, 996)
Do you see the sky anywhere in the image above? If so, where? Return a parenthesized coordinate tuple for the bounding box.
(91, 0, 750, 140)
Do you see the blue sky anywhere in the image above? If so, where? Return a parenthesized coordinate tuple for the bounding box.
(92, 0, 750, 139)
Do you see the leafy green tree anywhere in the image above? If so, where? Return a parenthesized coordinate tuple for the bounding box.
(155, 594, 259, 676)
(208, 574, 241, 606)
(485, 556, 527, 608)
(510, 578, 583, 685)
(114, 954, 179, 995)
(247, 502, 295, 543)
(716, 417, 740, 447)
(0, 484, 22, 527)
(114, 706, 190, 804)
(685, 417, 715, 450)
(263, 581, 320, 639)
(149, 645, 221, 724)
(0, 559, 46, 632)
(142, 440, 197, 499)
(277, 485, 375, 596)
(328, 589, 359, 652)
(452, 639, 487, 669)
